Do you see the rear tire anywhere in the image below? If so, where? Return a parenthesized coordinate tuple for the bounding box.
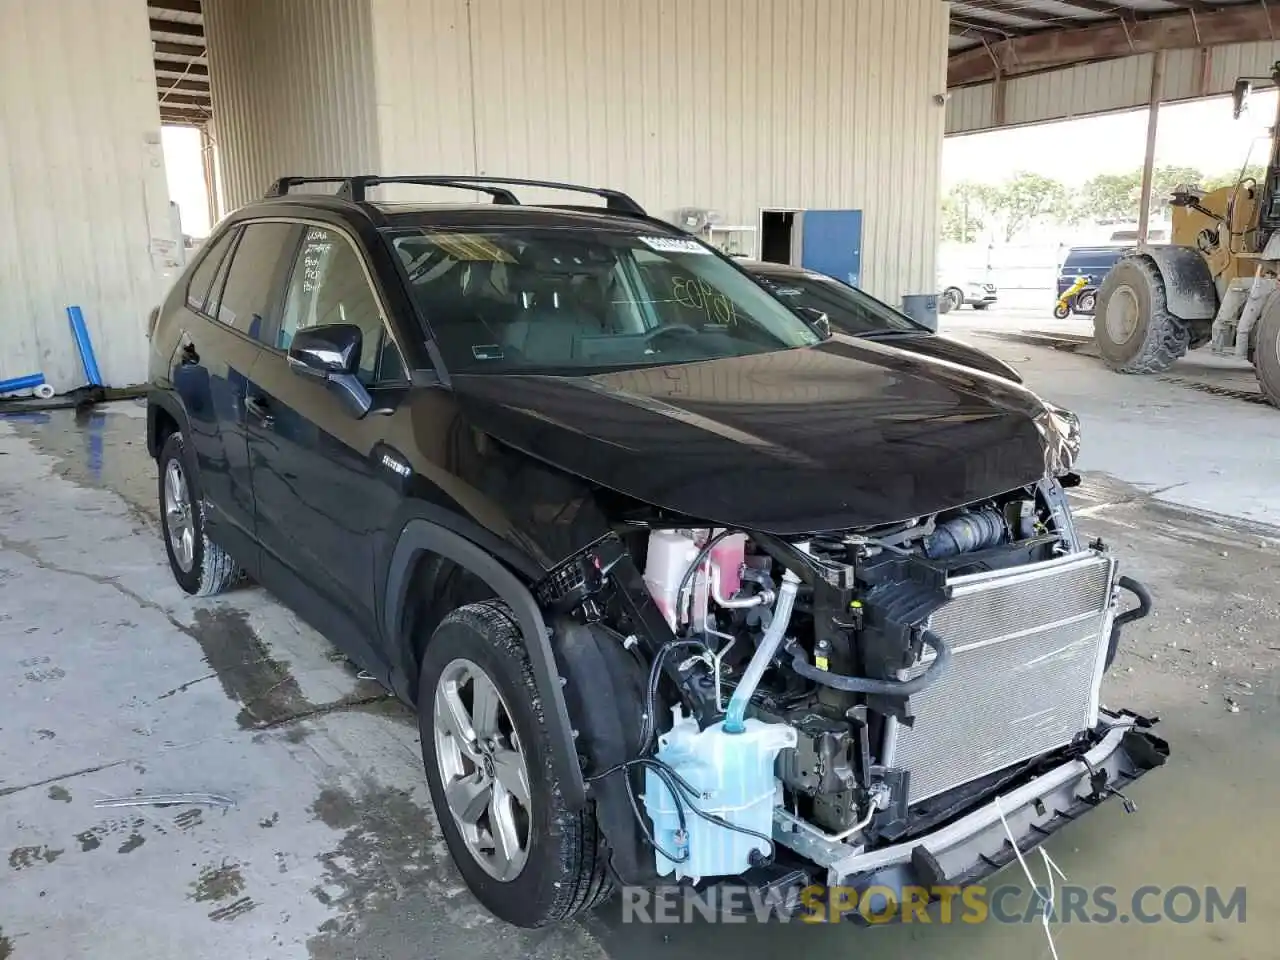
(1252, 291, 1280, 408)
(158, 432, 242, 596)
(1053, 303, 1070, 320)
(1076, 289, 1097, 314)
(1094, 256, 1190, 374)
(939, 287, 962, 314)
(418, 601, 612, 927)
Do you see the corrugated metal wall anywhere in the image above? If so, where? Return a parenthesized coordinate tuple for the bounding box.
(948, 40, 1280, 136)
(204, 0, 381, 212)
(0, 0, 178, 390)
(368, 0, 948, 302)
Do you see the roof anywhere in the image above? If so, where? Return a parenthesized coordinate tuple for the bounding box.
(150, 0, 209, 126)
(239, 193, 682, 234)
(948, 0, 1272, 87)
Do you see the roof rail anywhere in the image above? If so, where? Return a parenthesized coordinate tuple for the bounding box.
(263, 176, 349, 198)
(265, 174, 645, 215)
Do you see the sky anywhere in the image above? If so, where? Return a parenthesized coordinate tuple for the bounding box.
(943, 91, 1278, 190)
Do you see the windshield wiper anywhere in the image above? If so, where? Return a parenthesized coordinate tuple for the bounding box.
(853, 328, 922, 339)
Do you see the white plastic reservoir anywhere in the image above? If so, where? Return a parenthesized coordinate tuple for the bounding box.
(642, 708, 796, 883)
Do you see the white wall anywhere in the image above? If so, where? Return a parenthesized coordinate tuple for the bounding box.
(0, 0, 179, 390)
(204, 0, 381, 212)
(369, 0, 948, 303)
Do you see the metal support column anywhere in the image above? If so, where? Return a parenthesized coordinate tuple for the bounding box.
(1137, 51, 1166, 248)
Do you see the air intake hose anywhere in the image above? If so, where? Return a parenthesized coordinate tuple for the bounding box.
(788, 629, 950, 698)
(922, 509, 1007, 558)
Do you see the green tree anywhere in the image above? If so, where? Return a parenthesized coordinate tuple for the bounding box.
(990, 171, 1068, 241)
(1149, 165, 1204, 214)
(941, 181, 997, 243)
(1202, 164, 1266, 192)
(1080, 171, 1142, 222)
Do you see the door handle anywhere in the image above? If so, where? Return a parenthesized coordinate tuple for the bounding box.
(245, 394, 273, 427)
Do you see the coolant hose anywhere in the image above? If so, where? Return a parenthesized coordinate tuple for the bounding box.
(722, 568, 802, 733)
(788, 629, 950, 697)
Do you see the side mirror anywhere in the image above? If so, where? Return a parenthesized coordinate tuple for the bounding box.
(795, 305, 832, 339)
(287, 323, 372, 418)
(1232, 79, 1252, 119)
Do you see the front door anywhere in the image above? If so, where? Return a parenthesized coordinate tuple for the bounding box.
(800, 209, 863, 287)
(245, 224, 411, 683)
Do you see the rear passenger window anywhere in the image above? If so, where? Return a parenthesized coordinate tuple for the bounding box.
(184, 230, 236, 313)
(216, 222, 298, 340)
(279, 227, 406, 384)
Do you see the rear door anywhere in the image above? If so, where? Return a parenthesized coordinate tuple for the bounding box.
(170, 223, 293, 565)
(245, 223, 412, 681)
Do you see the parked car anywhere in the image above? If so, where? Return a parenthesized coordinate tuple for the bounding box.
(938, 276, 997, 313)
(1057, 246, 1128, 316)
(147, 175, 1164, 928)
(744, 260, 1023, 382)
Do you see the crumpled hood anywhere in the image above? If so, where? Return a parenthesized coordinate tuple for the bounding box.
(450, 336, 1077, 535)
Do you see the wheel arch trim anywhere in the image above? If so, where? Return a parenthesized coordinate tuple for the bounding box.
(147, 388, 193, 460)
(384, 518, 586, 809)
(1136, 245, 1218, 321)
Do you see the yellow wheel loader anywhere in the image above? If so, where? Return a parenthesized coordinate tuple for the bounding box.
(1094, 63, 1280, 406)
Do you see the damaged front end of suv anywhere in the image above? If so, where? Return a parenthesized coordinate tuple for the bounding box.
(521, 399, 1166, 917)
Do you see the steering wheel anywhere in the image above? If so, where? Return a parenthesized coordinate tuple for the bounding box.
(642, 323, 701, 348)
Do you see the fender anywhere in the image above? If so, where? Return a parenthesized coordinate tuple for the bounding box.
(1140, 245, 1218, 321)
(384, 518, 587, 809)
(146, 387, 193, 459)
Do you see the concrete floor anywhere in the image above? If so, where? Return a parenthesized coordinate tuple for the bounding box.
(1, 333, 1278, 958)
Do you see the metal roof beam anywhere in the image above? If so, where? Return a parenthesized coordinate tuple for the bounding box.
(951, 19, 1012, 40)
(153, 40, 205, 59)
(157, 78, 210, 94)
(949, 5, 1280, 86)
(149, 0, 202, 14)
(149, 17, 203, 38)
(155, 61, 209, 77)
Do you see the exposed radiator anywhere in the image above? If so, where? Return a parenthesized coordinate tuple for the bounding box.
(887, 550, 1118, 805)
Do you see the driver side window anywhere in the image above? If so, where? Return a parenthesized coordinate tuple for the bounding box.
(279, 227, 406, 384)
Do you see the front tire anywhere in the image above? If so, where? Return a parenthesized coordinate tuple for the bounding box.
(418, 601, 612, 927)
(1094, 256, 1190, 374)
(1252, 290, 1280, 408)
(157, 432, 242, 596)
(939, 287, 963, 314)
(1053, 303, 1071, 320)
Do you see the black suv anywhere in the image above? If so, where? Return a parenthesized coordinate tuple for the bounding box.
(148, 176, 1163, 928)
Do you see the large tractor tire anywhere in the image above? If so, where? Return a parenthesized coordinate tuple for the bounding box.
(1253, 291, 1280, 408)
(1094, 256, 1191, 374)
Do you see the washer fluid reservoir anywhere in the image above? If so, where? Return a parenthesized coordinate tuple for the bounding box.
(642, 707, 796, 883)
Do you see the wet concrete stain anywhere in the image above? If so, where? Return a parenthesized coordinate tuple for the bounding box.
(8, 846, 63, 870)
(188, 607, 309, 729)
(190, 861, 247, 903)
(6, 404, 158, 535)
(47, 785, 71, 803)
(0, 925, 11, 960)
(208, 896, 258, 922)
(74, 830, 101, 853)
(73, 816, 155, 854)
(305, 781, 448, 954)
(174, 808, 203, 831)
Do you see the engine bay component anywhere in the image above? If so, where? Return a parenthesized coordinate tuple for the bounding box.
(573, 479, 1160, 891)
(643, 707, 796, 883)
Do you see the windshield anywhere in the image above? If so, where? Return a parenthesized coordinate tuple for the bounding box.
(383, 227, 821, 374)
(751, 269, 922, 335)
